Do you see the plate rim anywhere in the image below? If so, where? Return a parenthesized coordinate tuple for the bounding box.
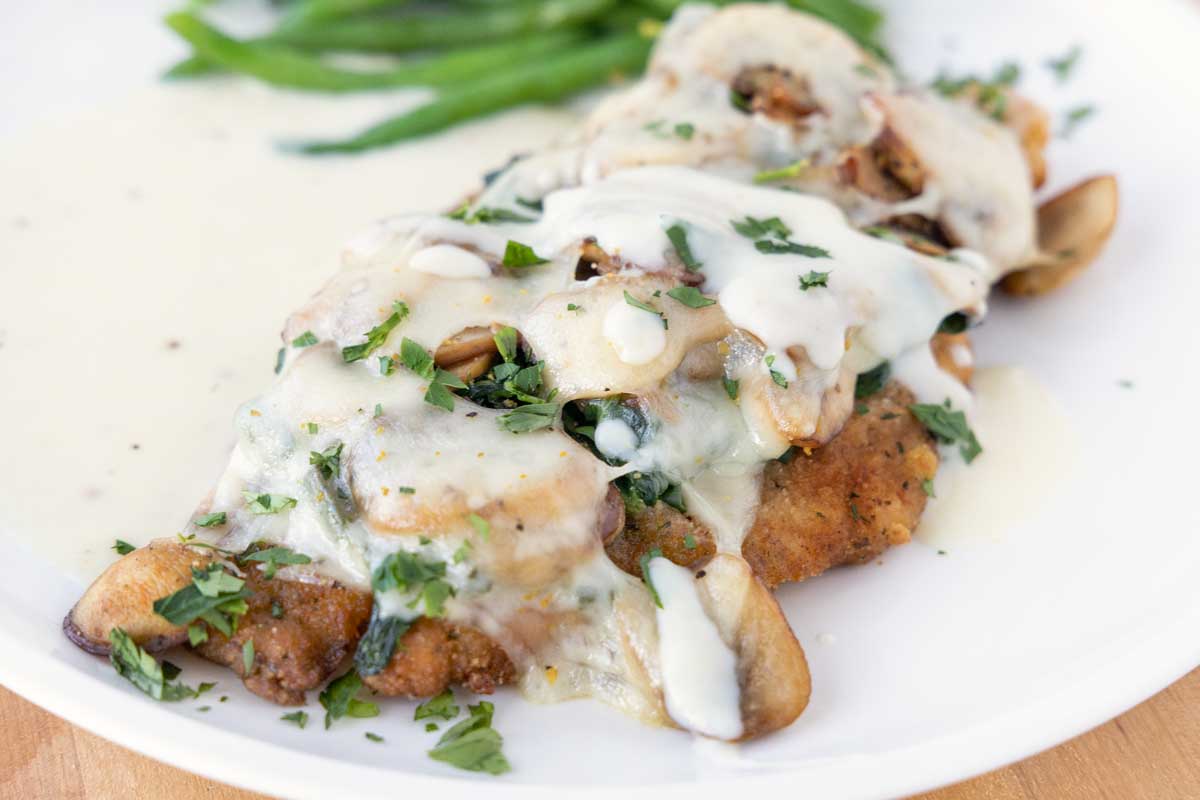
(3, 570, 1197, 800)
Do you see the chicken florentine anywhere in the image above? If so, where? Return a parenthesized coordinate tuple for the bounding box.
(64, 3, 1116, 746)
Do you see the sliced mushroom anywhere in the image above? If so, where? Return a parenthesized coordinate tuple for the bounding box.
(63, 539, 213, 655)
(693, 555, 811, 740)
(726, 332, 857, 452)
(931, 331, 974, 385)
(1001, 175, 1118, 296)
(731, 65, 821, 123)
(871, 125, 926, 195)
(577, 239, 703, 287)
(524, 273, 731, 401)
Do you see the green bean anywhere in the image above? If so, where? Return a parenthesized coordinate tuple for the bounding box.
(165, 12, 584, 92)
(279, 0, 411, 29)
(292, 31, 652, 154)
(163, 54, 218, 80)
(272, 0, 615, 53)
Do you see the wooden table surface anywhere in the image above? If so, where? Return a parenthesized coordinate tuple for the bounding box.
(3, 668, 1198, 799)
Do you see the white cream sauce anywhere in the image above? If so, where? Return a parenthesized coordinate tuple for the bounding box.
(649, 557, 743, 740)
(0, 3, 1059, 742)
(603, 300, 668, 364)
(917, 366, 1077, 548)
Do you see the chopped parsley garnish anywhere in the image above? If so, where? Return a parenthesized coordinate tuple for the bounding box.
(921, 478, 936, 497)
(242, 491, 297, 515)
(1061, 104, 1095, 139)
(372, 550, 453, 618)
(856, 403, 869, 415)
(623, 291, 665, 326)
(644, 120, 696, 140)
(453, 206, 535, 225)
(733, 215, 829, 258)
(373, 402, 383, 418)
(309, 441, 343, 480)
(1045, 45, 1082, 82)
(427, 373, 468, 409)
(566, 303, 583, 312)
(665, 223, 702, 272)
(855, 362, 890, 399)
(723, 377, 739, 401)
(281, 710, 309, 728)
(992, 61, 1021, 86)
(639, 547, 664, 608)
(319, 671, 380, 729)
(397, 486, 416, 494)
(400, 337, 435, 379)
(365, 732, 384, 743)
(291, 331, 318, 348)
(341, 301, 410, 363)
(188, 623, 208, 646)
(108, 628, 199, 701)
(274, 347, 286, 375)
(453, 540, 472, 564)
(799, 270, 831, 290)
(270, 601, 284, 619)
(428, 701, 511, 775)
(765, 354, 789, 389)
(909, 401, 983, 463)
(467, 513, 491, 541)
(931, 62, 1020, 122)
(683, 534, 697, 550)
(730, 88, 752, 111)
(493, 326, 519, 363)
(425, 722, 439, 732)
(240, 545, 312, 579)
(354, 605, 410, 675)
(379, 355, 396, 375)
(498, 402, 557, 433)
(398, 337, 466, 412)
(732, 215, 791, 240)
(666, 286, 716, 308)
(112, 539, 136, 556)
(938, 312, 970, 334)
(502, 240, 548, 268)
(462, 334, 558, 431)
(757, 239, 831, 258)
(242, 640, 255, 675)
(753, 159, 809, 184)
(193, 511, 227, 528)
(415, 689, 460, 721)
(153, 563, 252, 637)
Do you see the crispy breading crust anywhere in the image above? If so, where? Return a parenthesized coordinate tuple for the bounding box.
(191, 567, 372, 705)
(742, 381, 938, 587)
(362, 617, 515, 697)
(604, 502, 716, 577)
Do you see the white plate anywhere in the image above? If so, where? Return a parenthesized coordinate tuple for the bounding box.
(2, 1, 1200, 798)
